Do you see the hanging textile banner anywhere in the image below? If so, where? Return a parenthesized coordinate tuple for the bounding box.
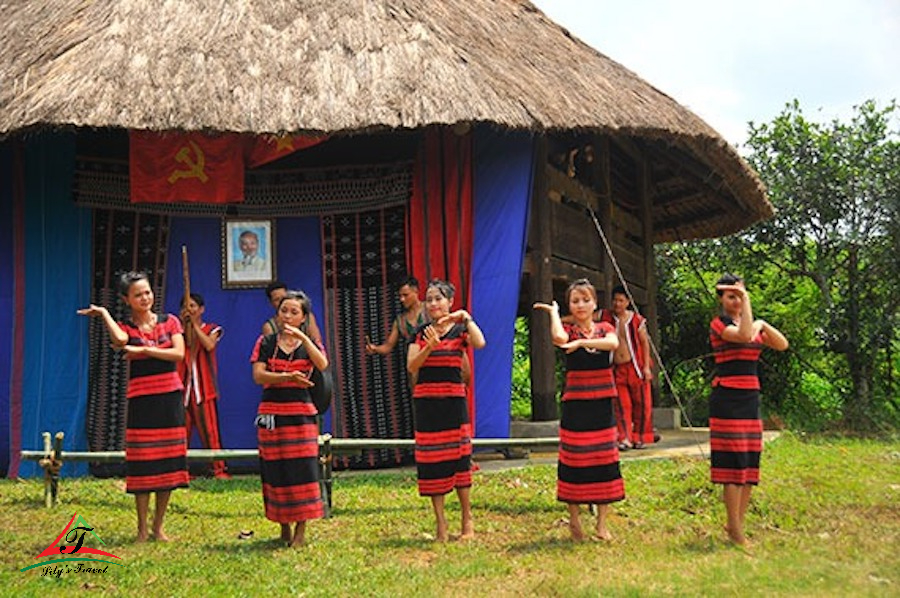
(129, 131, 328, 204)
(245, 134, 327, 168)
(406, 127, 476, 425)
(130, 131, 245, 204)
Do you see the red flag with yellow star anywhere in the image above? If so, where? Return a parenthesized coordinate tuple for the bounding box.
(245, 133, 328, 168)
(129, 131, 246, 203)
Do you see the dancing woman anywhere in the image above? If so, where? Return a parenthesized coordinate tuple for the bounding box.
(709, 274, 788, 547)
(407, 279, 486, 541)
(534, 278, 624, 541)
(251, 291, 329, 547)
(78, 271, 188, 542)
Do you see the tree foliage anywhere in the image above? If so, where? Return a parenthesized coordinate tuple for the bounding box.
(657, 100, 900, 431)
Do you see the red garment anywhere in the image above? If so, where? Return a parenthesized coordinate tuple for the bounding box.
(180, 322, 226, 476)
(560, 322, 617, 401)
(613, 365, 655, 445)
(117, 314, 189, 492)
(557, 321, 624, 504)
(604, 310, 656, 445)
(709, 316, 764, 390)
(411, 323, 472, 496)
(118, 314, 184, 398)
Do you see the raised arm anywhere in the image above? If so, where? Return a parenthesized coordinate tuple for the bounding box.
(757, 320, 789, 351)
(77, 304, 128, 348)
(407, 325, 440, 377)
(716, 285, 755, 344)
(533, 301, 568, 346)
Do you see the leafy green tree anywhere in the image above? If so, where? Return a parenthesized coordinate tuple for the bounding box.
(655, 100, 899, 432)
(742, 100, 900, 428)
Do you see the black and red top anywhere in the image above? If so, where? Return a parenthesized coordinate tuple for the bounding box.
(250, 334, 320, 416)
(561, 322, 617, 401)
(709, 315, 764, 390)
(118, 314, 184, 399)
(411, 323, 468, 400)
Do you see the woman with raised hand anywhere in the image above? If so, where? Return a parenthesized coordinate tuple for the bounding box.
(78, 271, 188, 542)
(251, 291, 329, 547)
(534, 278, 623, 541)
(709, 274, 788, 547)
(407, 279, 486, 541)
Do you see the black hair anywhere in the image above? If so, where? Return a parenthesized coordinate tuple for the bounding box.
(426, 279, 455, 301)
(181, 292, 205, 308)
(611, 285, 627, 298)
(400, 276, 420, 290)
(715, 273, 744, 296)
(265, 280, 288, 299)
(118, 271, 150, 297)
(279, 290, 311, 315)
(565, 278, 597, 305)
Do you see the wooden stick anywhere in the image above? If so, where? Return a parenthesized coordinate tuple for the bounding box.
(182, 245, 193, 345)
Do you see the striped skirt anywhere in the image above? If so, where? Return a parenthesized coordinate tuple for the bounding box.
(558, 399, 625, 504)
(709, 387, 762, 485)
(258, 414, 324, 523)
(414, 397, 472, 496)
(124, 390, 189, 494)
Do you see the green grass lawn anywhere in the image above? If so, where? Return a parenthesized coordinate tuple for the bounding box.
(2, 433, 898, 597)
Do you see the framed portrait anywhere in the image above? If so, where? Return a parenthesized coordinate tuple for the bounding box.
(222, 219, 276, 289)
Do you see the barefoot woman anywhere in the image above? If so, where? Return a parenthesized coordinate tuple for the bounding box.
(251, 291, 329, 547)
(709, 274, 788, 546)
(534, 278, 624, 541)
(407, 279, 486, 541)
(78, 271, 188, 542)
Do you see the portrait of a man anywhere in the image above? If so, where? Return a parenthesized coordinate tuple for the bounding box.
(223, 220, 275, 288)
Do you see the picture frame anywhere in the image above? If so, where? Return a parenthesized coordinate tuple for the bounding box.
(222, 219, 276, 289)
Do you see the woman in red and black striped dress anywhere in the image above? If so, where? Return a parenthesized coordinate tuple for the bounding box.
(709, 274, 788, 547)
(407, 279, 486, 542)
(251, 291, 329, 547)
(535, 278, 623, 541)
(78, 271, 188, 542)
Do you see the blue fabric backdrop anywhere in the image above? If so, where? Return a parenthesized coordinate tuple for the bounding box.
(471, 130, 534, 438)
(0, 143, 13, 475)
(164, 216, 326, 453)
(20, 134, 92, 477)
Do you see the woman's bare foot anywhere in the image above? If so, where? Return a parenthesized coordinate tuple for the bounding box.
(290, 524, 306, 548)
(595, 525, 612, 541)
(151, 530, 170, 542)
(435, 520, 449, 542)
(136, 531, 149, 543)
(458, 522, 475, 541)
(724, 525, 748, 547)
(568, 518, 586, 541)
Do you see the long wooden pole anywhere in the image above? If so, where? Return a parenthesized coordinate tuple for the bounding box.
(181, 245, 193, 345)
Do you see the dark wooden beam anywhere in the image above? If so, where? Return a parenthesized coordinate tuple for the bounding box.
(528, 136, 558, 422)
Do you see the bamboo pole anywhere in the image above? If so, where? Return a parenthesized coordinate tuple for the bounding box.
(21, 437, 562, 463)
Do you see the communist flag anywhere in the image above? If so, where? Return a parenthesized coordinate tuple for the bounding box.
(245, 133, 328, 168)
(129, 131, 245, 203)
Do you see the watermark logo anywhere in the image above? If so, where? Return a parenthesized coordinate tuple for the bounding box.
(20, 512, 125, 576)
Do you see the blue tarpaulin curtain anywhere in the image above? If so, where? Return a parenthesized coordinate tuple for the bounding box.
(471, 129, 534, 438)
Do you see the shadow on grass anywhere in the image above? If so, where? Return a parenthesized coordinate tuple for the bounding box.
(206, 536, 291, 552)
(505, 536, 577, 554)
(328, 503, 419, 517)
(376, 536, 439, 549)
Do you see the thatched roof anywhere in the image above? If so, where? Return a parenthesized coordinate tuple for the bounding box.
(0, 0, 771, 240)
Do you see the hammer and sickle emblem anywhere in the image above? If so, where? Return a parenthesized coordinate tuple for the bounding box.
(167, 140, 209, 184)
